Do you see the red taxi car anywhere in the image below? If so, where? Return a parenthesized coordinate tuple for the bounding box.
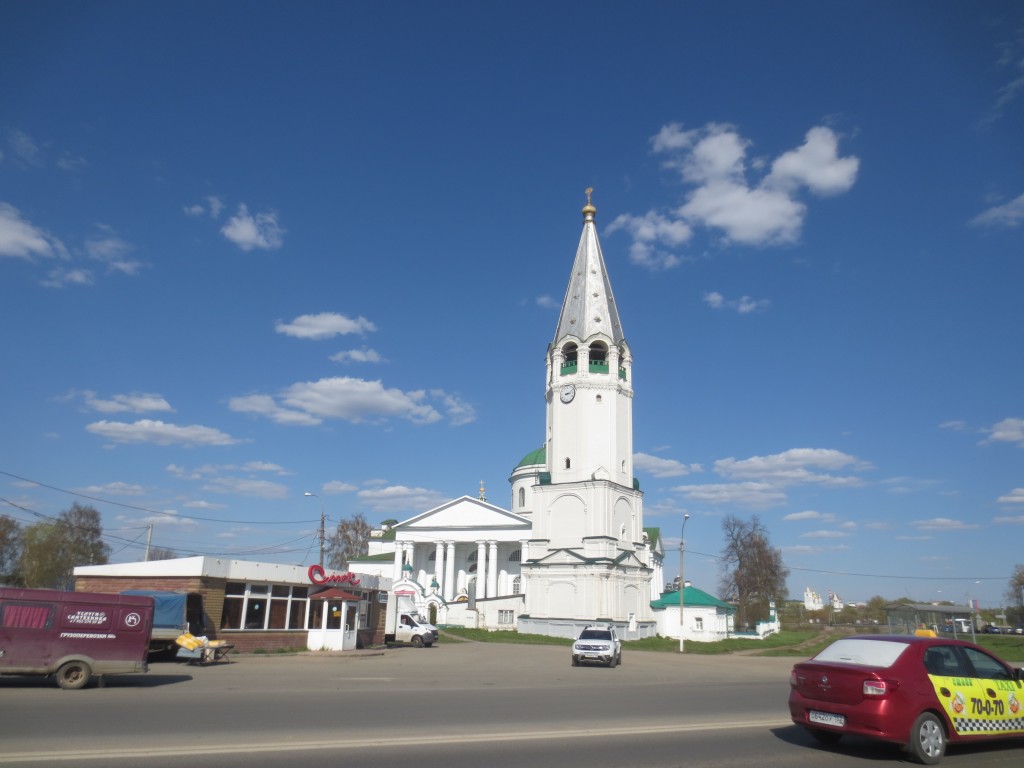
(789, 634, 1024, 764)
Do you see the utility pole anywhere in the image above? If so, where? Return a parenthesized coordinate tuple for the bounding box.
(679, 513, 690, 653)
(304, 492, 325, 567)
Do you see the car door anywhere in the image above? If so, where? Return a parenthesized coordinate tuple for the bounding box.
(924, 644, 1024, 739)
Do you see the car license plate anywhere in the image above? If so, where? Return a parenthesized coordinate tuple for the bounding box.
(809, 711, 845, 728)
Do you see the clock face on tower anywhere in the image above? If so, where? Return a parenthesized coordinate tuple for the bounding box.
(559, 384, 576, 404)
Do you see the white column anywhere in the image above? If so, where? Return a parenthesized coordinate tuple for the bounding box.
(435, 540, 445, 594)
(475, 540, 487, 600)
(487, 540, 498, 597)
(393, 542, 403, 580)
(444, 541, 456, 601)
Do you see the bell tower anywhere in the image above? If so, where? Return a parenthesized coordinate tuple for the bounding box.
(519, 190, 654, 638)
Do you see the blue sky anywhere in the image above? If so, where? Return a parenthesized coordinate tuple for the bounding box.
(2, 2, 1022, 608)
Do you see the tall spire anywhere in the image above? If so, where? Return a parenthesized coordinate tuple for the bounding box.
(553, 188, 625, 345)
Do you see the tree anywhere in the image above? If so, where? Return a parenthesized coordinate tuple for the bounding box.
(719, 514, 790, 629)
(0, 516, 24, 585)
(325, 513, 372, 570)
(20, 503, 110, 589)
(147, 546, 177, 561)
(1006, 564, 1024, 625)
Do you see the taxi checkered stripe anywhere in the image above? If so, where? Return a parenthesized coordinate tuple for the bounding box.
(952, 716, 1024, 734)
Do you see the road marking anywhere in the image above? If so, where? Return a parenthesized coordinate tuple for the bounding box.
(0, 719, 792, 763)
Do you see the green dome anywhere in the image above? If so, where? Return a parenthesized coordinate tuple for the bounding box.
(515, 445, 546, 469)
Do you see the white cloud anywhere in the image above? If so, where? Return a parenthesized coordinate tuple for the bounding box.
(41, 267, 93, 287)
(276, 312, 377, 339)
(993, 514, 1024, 524)
(323, 481, 358, 494)
(330, 347, 383, 363)
(766, 126, 860, 196)
(911, 517, 979, 531)
(970, 192, 1024, 229)
(702, 290, 770, 314)
(86, 225, 142, 275)
(0, 203, 67, 260)
(77, 481, 146, 496)
(183, 499, 227, 510)
(634, 452, 702, 478)
(201, 475, 288, 499)
(231, 376, 472, 427)
(604, 211, 690, 270)
(939, 420, 967, 431)
(800, 530, 850, 539)
(7, 129, 42, 166)
(227, 394, 323, 426)
(997, 487, 1024, 504)
(980, 417, 1024, 446)
(611, 123, 859, 260)
(356, 485, 449, 515)
(429, 389, 478, 426)
(783, 510, 836, 522)
(280, 378, 441, 425)
(671, 481, 787, 508)
(83, 391, 173, 414)
(184, 195, 225, 219)
(535, 295, 559, 309)
(220, 204, 284, 251)
(715, 448, 868, 487)
(86, 419, 239, 446)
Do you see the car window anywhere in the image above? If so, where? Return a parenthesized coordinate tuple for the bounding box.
(961, 646, 1013, 681)
(814, 638, 908, 667)
(579, 630, 611, 640)
(923, 645, 968, 677)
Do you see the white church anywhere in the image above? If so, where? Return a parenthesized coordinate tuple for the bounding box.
(350, 191, 666, 639)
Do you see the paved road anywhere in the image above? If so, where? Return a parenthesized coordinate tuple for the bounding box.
(0, 643, 1021, 767)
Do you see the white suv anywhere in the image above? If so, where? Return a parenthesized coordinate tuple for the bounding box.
(571, 625, 622, 668)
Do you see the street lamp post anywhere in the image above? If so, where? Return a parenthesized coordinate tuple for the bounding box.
(679, 512, 690, 653)
(304, 491, 325, 567)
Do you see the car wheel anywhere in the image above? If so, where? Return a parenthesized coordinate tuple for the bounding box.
(608, 655, 617, 668)
(908, 712, 945, 765)
(411, 635, 424, 648)
(571, 656, 579, 666)
(808, 728, 842, 745)
(56, 660, 92, 690)
(617, 652, 622, 666)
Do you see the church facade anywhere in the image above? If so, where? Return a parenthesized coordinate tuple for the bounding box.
(351, 192, 663, 638)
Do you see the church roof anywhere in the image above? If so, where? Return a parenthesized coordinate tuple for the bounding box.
(515, 445, 546, 469)
(651, 585, 736, 613)
(553, 190, 626, 345)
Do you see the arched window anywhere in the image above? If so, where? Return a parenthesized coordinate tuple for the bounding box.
(428, 551, 436, 561)
(518, 487, 525, 507)
(562, 342, 578, 363)
(509, 549, 521, 562)
(588, 341, 608, 362)
(564, 457, 571, 469)
(468, 551, 478, 562)
(512, 576, 521, 595)
(468, 563, 478, 574)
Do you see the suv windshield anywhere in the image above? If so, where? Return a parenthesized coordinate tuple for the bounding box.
(579, 630, 612, 641)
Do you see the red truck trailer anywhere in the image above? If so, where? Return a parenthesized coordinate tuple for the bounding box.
(0, 587, 154, 689)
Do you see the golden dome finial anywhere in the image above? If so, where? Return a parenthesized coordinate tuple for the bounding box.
(582, 187, 596, 218)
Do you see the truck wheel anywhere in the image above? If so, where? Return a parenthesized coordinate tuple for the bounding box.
(56, 660, 92, 690)
(907, 712, 945, 765)
(412, 635, 424, 648)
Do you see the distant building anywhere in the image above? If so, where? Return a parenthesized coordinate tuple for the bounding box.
(803, 587, 824, 611)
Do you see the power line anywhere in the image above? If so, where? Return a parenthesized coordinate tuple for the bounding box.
(0, 469, 320, 525)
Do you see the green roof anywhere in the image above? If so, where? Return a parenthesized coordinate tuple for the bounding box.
(650, 585, 735, 613)
(644, 527, 661, 547)
(515, 446, 546, 469)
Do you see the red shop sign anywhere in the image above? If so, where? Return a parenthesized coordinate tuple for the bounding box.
(308, 564, 361, 587)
